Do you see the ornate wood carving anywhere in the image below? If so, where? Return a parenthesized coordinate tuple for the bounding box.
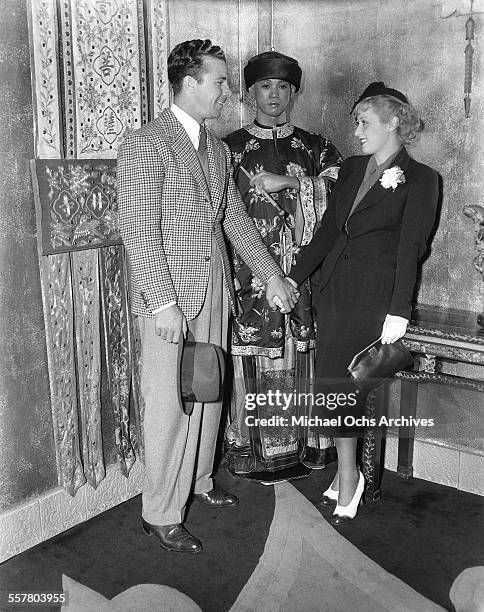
(362, 391, 380, 503)
(403, 338, 484, 365)
(406, 324, 484, 345)
(421, 354, 437, 373)
(396, 370, 484, 392)
(39, 254, 85, 495)
(71, 249, 105, 488)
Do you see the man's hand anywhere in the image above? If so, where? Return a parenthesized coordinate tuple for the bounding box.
(266, 275, 299, 313)
(250, 171, 299, 193)
(154, 304, 187, 343)
(381, 314, 409, 344)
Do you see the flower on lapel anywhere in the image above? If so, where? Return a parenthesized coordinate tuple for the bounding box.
(380, 166, 406, 191)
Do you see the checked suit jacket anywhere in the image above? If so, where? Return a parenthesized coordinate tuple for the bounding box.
(117, 108, 281, 321)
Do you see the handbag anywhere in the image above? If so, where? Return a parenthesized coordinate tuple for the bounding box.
(347, 336, 413, 394)
(176, 334, 226, 416)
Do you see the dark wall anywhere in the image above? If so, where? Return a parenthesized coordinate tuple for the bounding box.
(0, 1, 57, 511)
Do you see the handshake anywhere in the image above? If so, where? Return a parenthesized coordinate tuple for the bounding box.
(266, 275, 300, 314)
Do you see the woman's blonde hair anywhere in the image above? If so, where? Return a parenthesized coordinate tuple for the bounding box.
(354, 95, 423, 144)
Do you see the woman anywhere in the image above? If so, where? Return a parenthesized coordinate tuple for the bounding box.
(288, 82, 439, 523)
(224, 51, 342, 481)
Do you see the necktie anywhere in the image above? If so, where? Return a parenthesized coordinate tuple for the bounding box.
(198, 124, 207, 156)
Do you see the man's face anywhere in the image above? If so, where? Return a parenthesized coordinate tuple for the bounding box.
(192, 57, 231, 122)
(251, 79, 294, 124)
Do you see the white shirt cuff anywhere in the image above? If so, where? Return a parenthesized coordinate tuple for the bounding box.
(152, 301, 176, 314)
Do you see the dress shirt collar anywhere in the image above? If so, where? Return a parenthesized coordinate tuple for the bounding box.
(171, 103, 202, 149)
(366, 147, 403, 178)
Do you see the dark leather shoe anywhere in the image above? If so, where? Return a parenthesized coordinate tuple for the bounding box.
(142, 520, 202, 553)
(192, 487, 239, 507)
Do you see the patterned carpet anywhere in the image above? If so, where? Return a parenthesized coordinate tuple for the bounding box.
(0, 467, 482, 611)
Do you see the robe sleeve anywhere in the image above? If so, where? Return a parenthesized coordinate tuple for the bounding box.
(296, 136, 343, 246)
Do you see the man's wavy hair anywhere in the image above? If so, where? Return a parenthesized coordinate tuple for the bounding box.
(168, 39, 226, 95)
(354, 95, 424, 145)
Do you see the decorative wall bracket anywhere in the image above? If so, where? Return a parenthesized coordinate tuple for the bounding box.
(442, 0, 482, 117)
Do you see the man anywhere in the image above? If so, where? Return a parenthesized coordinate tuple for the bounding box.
(224, 51, 342, 480)
(117, 39, 297, 553)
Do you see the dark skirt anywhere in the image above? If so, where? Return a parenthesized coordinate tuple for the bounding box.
(313, 257, 389, 437)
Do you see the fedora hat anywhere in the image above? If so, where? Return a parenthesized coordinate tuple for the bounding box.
(176, 335, 226, 416)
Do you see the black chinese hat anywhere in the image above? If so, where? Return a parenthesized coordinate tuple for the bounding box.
(244, 51, 302, 91)
(350, 81, 409, 114)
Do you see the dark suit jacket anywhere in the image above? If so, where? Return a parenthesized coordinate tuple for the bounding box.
(289, 148, 439, 320)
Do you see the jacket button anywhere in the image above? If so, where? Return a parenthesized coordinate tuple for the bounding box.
(344, 254, 349, 260)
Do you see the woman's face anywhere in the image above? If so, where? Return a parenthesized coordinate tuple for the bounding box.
(354, 105, 397, 159)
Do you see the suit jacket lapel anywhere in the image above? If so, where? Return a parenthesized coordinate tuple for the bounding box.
(345, 147, 411, 221)
(168, 111, 211, 203)
(207, 129, 225, 214)
(336, 157, 368, 230)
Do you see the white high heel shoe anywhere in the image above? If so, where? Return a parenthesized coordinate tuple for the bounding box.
(331, 470, 365, 525)
(320, 478, 339, 506)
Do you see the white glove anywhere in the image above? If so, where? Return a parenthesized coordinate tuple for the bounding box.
(381, 314, 409, 344)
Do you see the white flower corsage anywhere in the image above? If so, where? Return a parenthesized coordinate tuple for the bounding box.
(380, 166, 406, 191)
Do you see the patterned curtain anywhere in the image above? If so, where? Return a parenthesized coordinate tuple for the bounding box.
(28, 0, 170, 495)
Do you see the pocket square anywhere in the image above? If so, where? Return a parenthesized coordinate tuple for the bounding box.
(348, 337, 413, 394)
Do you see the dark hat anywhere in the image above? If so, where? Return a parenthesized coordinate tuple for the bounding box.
(176, 337, 226, 416)
(350, 81, 409, 114)
(244, 51, 302, 91)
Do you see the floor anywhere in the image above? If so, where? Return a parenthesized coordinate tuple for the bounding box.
(0, 466, 482, 611)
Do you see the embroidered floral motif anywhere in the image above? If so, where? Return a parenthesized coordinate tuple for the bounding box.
(270, 241, 282, 256)
(250, 276, 265, 299)
(380, 166, 406, 190)
(298, 325, 310, 339)
(233, 138, 261, 165)
(245, 123, 294, 140)
(247, 163, 266, 204)
(237, 322, 262, 344)
(291, 137, 313, 156)
(270, 327, 284, 340)
(253, 217, 280, 238)
(286, 162, 306, 178)
(233, 252, 242, 273)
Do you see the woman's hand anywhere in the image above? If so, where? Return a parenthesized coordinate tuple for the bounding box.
(381, 314, 409, 344)
(250, 171, 299, 193)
